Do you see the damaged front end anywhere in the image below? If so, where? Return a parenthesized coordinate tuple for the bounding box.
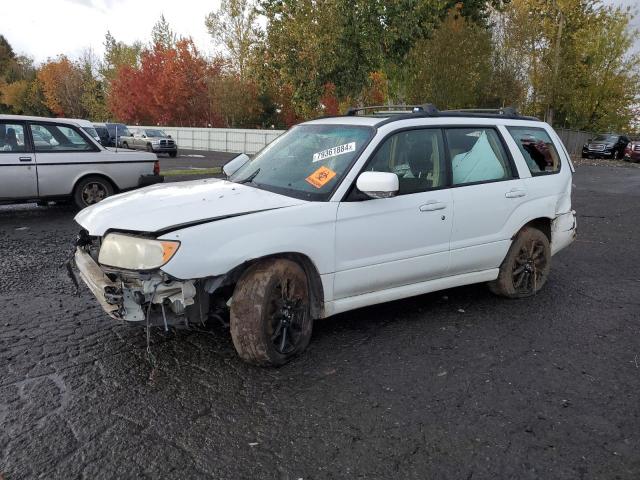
(71, 231, 217, 328)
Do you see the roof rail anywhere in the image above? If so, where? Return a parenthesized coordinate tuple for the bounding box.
(442, 106, 520, 116)
(346, 104, 439, 116)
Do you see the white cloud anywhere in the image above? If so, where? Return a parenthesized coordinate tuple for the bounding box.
(2, 0, 221, 63)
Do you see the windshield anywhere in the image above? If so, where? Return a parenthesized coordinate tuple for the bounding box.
(145, 129, 167, 137)
(82, 126, 99, 139)
(229, 124, 374, 201)
(593, 134, 618, 142)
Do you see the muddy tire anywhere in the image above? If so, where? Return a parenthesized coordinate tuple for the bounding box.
(73, 175, 114, 209)
(488, 227, 551, 298)
(230, 258, 313, 366)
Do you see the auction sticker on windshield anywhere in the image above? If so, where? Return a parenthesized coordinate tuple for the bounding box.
(306, 166, 337, 188)
(312, 142, 356, 162)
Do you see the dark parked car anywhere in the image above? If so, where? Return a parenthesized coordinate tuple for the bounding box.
(581, 134, 630, 159)
(99, 122, 131, 147)
(93, 123, 109, 146)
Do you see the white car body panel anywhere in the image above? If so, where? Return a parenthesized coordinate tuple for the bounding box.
(74, 113, 577, 321)
(0, 151, 38, 199)
(35, 149, 157, 197)
(76, 178, 307, 236)
(334, 189, 453, 299)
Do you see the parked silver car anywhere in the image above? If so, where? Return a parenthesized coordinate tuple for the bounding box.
(0, 115, 163, 209)
(120, 128, 178, 157)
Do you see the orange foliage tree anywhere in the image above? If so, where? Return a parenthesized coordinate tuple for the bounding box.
(37, 56, 84, 116)
(109, 39, 211, 126)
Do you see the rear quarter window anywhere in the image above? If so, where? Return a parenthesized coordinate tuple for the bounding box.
(507, 126, 561, 175)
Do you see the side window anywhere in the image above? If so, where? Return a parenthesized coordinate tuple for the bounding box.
(507, 126, 561, 175)
(366, 129, 446, 195)
(0, 122, 27, 153)
(445, 128, 513, 185)
(30, 123, 94, 152)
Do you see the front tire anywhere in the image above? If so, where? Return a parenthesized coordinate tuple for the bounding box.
(169, 151, 177, 158)
(122, 141, 129, 149)
(230, 259, 313, 366)
(73, 175, 114, 209)
(488, 227, 551, 298)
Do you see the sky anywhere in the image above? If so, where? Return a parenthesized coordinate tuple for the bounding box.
(3, 0, 222, 63)
(2, 0, 639, 64)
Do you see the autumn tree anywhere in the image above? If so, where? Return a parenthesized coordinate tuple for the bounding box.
(100, 31, 142, 82)
(36, 56, 86, 116)
(109, 39, 210, 126)
(406, 5, 493, 109)
(206, 0, 262, 80)
(151, 15, 178, 50)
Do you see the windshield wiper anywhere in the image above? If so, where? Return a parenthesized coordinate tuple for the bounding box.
(237, 168, 260, 185)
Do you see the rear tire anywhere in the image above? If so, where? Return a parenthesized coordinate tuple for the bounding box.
(230, 259, 313, 366)
(488, 227, 551, 298)
(73, 175, 114, 209)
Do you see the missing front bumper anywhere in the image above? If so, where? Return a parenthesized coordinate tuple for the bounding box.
(73, 248, 198, 324)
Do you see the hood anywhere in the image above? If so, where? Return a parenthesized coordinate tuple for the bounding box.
(75, 178, 306, 236)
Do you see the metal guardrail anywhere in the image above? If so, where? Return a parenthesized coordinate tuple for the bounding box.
(138, 126, 285, 154)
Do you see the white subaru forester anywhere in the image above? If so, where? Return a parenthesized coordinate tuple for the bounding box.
(73, 106, 577, 366)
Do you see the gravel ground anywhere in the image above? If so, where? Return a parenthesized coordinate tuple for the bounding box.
(1, 164, 639, 479)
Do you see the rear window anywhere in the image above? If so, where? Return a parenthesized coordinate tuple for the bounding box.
(507, 127, 561, 175)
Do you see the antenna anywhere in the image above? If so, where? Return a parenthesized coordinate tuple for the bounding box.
(115, 123, 118, 153)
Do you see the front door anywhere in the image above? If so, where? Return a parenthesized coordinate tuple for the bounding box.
(334, 128, 453, 299)
(0, 121, 37, 200)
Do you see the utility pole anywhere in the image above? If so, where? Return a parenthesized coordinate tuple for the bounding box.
(547, 0, 564, 126)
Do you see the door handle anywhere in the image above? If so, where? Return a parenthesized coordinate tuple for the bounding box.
(505, 188, 526, 198)
(419, 201, 447, 212)
(19, 156, 32, 162)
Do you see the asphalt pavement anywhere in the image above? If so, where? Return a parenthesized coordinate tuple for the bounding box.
(0, 163, 639, 479)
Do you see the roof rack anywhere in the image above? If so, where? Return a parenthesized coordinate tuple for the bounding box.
(342, 104, 539, 123)
(441, 107, 519, 116)
(346, 104, 439, 116)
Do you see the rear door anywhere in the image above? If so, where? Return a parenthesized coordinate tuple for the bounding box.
(0, 120, 38, 200)
(445, 126, 526, 275)
(29, 121, 101, 197)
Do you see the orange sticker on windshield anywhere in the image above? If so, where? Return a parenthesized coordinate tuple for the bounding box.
(306, 166, 337, 189)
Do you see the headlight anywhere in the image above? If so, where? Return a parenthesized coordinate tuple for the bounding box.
(98, 233, 180, 270)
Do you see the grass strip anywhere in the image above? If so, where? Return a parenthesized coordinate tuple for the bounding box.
(163, 167, 222, 176)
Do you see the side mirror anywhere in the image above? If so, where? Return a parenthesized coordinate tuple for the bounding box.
(587, 138, 592, 142)
(223, 153, 251, 177)
(142, 134, 146, 138)
(167, 135, 172, 139)
(356, 171, 399, 199)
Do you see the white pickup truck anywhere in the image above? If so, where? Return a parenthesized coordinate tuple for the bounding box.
(0, 115, 163, 209)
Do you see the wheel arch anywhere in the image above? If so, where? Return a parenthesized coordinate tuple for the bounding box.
(72, 172, 120, 195)
(517, 217, 552, 243)
(221, 252, 325, 319)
